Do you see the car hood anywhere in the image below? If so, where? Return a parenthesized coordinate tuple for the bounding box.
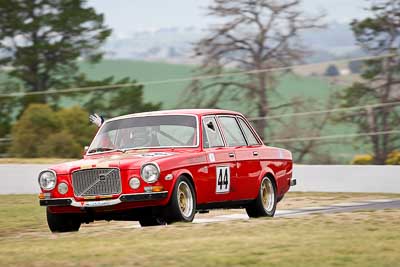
(50, 151, 178, 174)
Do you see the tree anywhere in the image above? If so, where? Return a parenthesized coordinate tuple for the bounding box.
(340, 0, 400, 164)
(0, 82, 20, 137)
(0, 0, 111, 107)
(73, 76, 162, 118)
(183, 0, 323, 139)
(266, 96, 340, 164)
(324, 64, 339, 77)
(348, 60, 363, 74)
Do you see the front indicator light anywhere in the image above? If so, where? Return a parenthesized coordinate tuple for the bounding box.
(144, 185, 164, 192)
(152, 186, 164, 192)
(38, 192, 51, 199)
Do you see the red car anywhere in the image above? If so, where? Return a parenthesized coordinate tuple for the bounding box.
(38, 109, 295, 232)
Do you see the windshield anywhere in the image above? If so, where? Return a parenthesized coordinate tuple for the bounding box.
(88, 115, 198, 154)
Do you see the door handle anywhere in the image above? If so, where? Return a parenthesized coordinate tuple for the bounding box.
(253, 151, 259, 156)
(229, 153, 235, 158)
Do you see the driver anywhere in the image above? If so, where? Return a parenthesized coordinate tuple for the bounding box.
(132, 127, 153, 147)
(120, 127, 154, 148)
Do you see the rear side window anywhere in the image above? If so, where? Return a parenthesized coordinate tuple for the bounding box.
(218, 116, 247, 147)
(238, 118, 260, 145)
(202, 117, 224, 148)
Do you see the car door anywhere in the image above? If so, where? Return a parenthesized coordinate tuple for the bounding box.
(217, 116, 263, 201)
(235, 116, 264, 199)
(202, 116, 237, 203)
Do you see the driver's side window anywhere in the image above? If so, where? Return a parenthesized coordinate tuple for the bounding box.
(202, 117, 224, 148)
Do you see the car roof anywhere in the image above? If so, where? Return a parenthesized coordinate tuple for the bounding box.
(108, 109, 243, 122)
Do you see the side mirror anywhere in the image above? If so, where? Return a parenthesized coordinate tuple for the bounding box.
(84, 146, 89, 155)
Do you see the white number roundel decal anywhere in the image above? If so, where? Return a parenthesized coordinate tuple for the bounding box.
(216, 166, 230, 193)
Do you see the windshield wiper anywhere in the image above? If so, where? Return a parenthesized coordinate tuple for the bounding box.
(88, 147, 128, 154)
(88, 147, 115, 154)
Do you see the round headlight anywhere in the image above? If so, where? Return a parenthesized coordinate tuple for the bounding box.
(129, 177, 141, 189)
(57, 182, 68, 195)
(38, 170, 57, 190)
(140, 163, 160, 183)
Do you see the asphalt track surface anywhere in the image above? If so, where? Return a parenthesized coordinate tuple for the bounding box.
(193, 199, 400, 224)
(72, 199, 400, 230)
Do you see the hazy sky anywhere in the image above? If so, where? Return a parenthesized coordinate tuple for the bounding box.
(89, 0, 369, 37)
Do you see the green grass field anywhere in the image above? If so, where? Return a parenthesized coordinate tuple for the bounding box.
(79, 60, 195, 109)
(0, 193, 399, 267)
(78, 59, 338, 110)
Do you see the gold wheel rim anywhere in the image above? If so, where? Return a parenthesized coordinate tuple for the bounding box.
(177, 181, 193, 218)
(261, 178, 274, 212)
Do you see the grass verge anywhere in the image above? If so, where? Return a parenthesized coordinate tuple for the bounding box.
(0, 193, 399, 267)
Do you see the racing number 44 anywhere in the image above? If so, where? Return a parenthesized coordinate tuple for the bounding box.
(216, 166, 230, 193)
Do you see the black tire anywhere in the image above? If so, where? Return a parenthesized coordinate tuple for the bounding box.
(277, 194, 284, 203)
(46, 208, 81, 233)
(246, 176, 277, 218)
(165, 176, 196, 223)
(139, 216, 167, 227)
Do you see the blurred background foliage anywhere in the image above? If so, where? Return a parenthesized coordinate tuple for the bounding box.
(0, 0, 399, 163)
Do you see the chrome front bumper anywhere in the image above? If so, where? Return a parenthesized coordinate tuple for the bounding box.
(40, 191, 168, 208)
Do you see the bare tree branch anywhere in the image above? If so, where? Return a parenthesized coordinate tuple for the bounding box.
(184, 0, 324, 142)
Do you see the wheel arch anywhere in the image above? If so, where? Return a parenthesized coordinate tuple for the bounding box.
(265, 173, 277, 191)
(257, 168, 278, 197)
(258, 167, 276, 187)
(170, 169, 197, 203)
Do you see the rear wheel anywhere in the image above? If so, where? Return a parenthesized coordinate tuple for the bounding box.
(246, 176, 277, 218)
(165, 176, 196, 223)
(46, 208, 81, 233)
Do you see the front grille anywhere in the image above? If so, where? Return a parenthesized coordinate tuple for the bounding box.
(71, 168, 122, 197)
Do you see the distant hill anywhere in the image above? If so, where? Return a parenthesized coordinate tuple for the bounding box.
(101, 21, 362, 64)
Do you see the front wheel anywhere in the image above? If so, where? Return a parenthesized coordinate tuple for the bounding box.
(246, 176, 277, 218)
(46, 208, 81, 233)
(165, 176, 196, 223)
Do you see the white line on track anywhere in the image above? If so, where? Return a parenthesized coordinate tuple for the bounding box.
(192, 199, 400, 224)
(75, 198, 400, 232)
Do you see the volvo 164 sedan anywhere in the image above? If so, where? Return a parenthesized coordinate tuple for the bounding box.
(38, 109, 295, 232)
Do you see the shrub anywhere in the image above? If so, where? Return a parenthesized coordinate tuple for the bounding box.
(56, 106, 97, 147)
(9, 104, 61, 157)
(10, 103, 96, 158)
(37, 131, 82, 158)
(351, 154, 374, 165)
(386, 150, 400, 165)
